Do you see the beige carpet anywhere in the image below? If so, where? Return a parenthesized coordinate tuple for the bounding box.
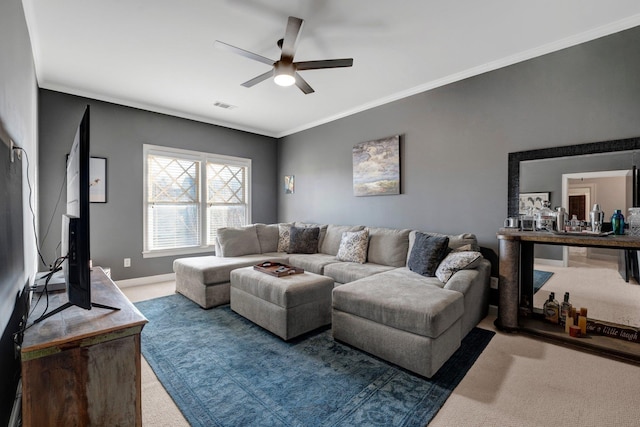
(533, 254, 640, 327)
(122, 279, 640, 427)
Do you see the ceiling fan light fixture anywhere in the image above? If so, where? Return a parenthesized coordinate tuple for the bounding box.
(274, 73, 295, 87)
(274, 62, 296, 87)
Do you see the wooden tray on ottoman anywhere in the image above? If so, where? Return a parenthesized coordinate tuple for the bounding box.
(253, 261, 304, 277)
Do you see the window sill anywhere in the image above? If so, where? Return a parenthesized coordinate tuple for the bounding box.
(142, 246, 215, 259)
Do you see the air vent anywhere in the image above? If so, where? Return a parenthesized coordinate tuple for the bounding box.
(213, 101, 237, 110)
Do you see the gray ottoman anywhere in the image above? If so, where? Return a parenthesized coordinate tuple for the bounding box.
(230, 266, 334, 340)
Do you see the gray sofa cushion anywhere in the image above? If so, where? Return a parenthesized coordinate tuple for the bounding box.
(379, 267, 446, 288)
(320, 224, 365, 255)
(407, 233, 449, 277)
(323, 262, 394, 284)
(255, 223, 279, 253)
(216, 225, 261, 257)
(173, 253, 289, 285)
(230, 267, 333, 309)
(287, 253, 339, 275)
(366, 227, 410, 267)
(288, 226, 320, 254)
(332, 272, 464, 338)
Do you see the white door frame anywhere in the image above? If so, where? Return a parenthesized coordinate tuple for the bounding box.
(561, 170, 631, 267)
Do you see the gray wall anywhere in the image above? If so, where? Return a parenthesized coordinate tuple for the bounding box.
(0, 0, 38, 336)
(0, 0, 38, 420)
(38, 91, 278, 280)
(278, 26, 640, 256)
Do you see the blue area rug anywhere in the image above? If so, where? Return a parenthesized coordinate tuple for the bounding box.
(136, 294, 494, 427)
(533, 270, 554, 293)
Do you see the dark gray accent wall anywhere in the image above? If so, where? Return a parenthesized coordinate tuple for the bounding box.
(278, 26, 640, 255)
(38, 91, 278, 280)
(0, 0, 38, 423)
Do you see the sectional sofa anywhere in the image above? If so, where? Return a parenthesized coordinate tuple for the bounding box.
(173, 222, 491, 377)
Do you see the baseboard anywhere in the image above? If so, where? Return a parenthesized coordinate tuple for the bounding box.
(534, 258, 564, 267)
(116, 273, 176, 289)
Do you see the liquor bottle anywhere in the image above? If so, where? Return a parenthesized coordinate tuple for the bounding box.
(611, 209, 625, 235)
(544, 292, 560, 324)
(560, 292, 572, 326)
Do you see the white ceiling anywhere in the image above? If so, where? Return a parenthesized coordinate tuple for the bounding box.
(22, 1, 640, 138)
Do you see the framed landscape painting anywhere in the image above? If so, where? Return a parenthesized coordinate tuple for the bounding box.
(353, 135, 400, 197)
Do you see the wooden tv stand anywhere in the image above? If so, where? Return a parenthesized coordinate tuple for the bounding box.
(21, 267, 148, 426)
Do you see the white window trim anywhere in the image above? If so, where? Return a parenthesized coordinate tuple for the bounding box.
(142, 144, 252, 258)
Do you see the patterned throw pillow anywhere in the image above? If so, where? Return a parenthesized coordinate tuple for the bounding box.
(277, 223, 293, 252)
(336, 230, 370, 264)
(435, 251, 483, 283)
(288, 227, 320, 254)
(407, 232, 449, 277)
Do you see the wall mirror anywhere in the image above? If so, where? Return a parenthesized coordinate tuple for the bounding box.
(508, 136, 640, 331)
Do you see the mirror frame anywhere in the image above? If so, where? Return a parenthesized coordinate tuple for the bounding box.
(508, 136, 640, 217)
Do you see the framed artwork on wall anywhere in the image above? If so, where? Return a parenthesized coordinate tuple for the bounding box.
(352, 135, 400, 197)
(284, 175, 294, 194)
(90, 157, 107, 203)
(518, 192, 549, 214)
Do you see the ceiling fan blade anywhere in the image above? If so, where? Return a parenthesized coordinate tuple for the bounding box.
(214, 40, 275, 66)
(241, 70, 274, 88)
(295, 58, 354, 71)
(280, 16, 304, 61)
(294, 72, 314, 94)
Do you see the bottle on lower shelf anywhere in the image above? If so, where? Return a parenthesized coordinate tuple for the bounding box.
(543, 292, 560, 324)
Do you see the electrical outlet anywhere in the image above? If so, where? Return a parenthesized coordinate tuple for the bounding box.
(124, 258, 131, 268)
(490, 277, 499, 289)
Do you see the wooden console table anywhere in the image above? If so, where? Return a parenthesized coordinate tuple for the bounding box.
(21, 267, 148, 426)
(496, 229, 640, 362)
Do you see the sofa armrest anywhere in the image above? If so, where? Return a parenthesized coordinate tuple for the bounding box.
(442, 259, 491, 337)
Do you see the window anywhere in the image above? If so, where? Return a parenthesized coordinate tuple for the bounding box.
(143, 145, 251, 258)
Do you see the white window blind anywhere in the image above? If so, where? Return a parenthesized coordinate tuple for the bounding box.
(143, 145, 251, 258)
(207, 163, 246, 244)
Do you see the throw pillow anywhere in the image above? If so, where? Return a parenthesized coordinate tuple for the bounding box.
(336, 230, 369, 264)
(216, 225, 261, 257)
(277, 223, 293, 252)
(435, 251, 483, 283)
(288, 226, 320, 254)
(452, 243, 474, 252)
(407, 232, 449, 277)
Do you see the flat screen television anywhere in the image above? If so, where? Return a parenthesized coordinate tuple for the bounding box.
(63, 105, 92, 309)
(35, 105, 117, 323)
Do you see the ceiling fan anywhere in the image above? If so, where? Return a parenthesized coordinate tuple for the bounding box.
(214, 16, 353, 94)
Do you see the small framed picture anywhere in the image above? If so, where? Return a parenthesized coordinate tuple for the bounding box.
(90, 157, 107, 203)
(518, 192, 549, 214)
(284, 175, 294, 194)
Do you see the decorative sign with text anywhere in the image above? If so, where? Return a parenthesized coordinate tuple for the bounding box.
(586, 320, 640, 344)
